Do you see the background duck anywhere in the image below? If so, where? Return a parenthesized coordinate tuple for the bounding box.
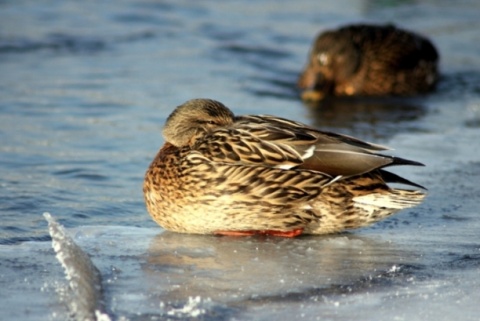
(298, 24, 439, 101)
(143, 99, 426, 237)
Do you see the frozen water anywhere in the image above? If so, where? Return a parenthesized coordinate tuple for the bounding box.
(1, 0, 480, 320)
(8, 214, 478, 320)
(44, 213, 106, 321)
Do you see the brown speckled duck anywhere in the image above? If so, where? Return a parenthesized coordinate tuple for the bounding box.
(298, 24, 439, 101)
(143, 99, 426, 237)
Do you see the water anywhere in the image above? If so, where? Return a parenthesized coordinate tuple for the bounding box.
(1, 0, 480, 320)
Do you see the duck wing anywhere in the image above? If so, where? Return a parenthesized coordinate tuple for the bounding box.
(194, 127, 306, 169)
(193, 114, 423, 178)
(236, 115, 389, 152)
(236, 115, 423, 177)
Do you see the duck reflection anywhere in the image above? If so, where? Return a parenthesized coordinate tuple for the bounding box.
(304, 97, 427, 140)
(143, 231, 416, 304)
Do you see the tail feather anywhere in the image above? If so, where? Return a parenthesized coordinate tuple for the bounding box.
(379, 169, 427, 190)
(353, 189, 426, 211)
(387, 156, 425, 167)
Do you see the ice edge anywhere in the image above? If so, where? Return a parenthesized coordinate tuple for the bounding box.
(44, 212, 108, 321)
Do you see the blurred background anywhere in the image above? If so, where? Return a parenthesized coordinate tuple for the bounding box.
(1, 1, 479, 320)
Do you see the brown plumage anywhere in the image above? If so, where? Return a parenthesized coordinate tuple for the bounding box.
(143, 99, 426, 237)
(298, 24, 439, 101)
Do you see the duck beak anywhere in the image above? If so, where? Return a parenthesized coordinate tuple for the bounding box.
(298, 72, 331, 102)
(301, 89, 326, 102)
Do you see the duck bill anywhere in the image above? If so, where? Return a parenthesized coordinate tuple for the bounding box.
(298, 71, 331, 102)
(301, 88, 326, 102)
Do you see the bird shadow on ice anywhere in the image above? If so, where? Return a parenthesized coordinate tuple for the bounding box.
(144, 232, 425, 307)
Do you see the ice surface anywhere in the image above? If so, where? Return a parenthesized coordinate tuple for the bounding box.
(0, 241, 66, 320)
(1, 0, 480, 320)
(44, 213, 107, 321)
(1, 209, 479, 320)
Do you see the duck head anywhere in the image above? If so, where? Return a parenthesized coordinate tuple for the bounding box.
(162, 99, 235, 147)
(298, 30, 361, 101)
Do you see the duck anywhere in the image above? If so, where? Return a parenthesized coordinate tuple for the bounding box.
(298, 24, 439, 101)
(143, 99, 426, 237)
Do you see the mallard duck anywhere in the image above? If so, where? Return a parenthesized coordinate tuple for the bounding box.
(143, 99, 426, 237)
(298, 24, 439, 101)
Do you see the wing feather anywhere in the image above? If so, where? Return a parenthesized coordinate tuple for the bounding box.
(193, 114, 422, 179)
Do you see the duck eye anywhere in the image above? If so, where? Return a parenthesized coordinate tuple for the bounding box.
(198, 120, 216, 125)
(317, 52, 329, 65)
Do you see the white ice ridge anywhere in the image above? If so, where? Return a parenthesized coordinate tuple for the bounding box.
(164, 296, 211, 318)
(44, 213, 108, 321)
